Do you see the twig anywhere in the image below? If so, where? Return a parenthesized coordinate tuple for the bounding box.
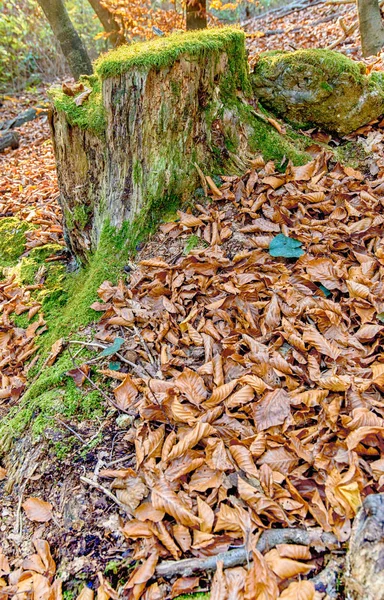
(69, 339, 152, 379)
(133, 326, 156, 367)
(155, 529, 338, 578)
(55, 417, 86, 443)
(80, 475, 127, 510)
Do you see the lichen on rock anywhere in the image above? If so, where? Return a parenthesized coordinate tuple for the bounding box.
(251, 49, 384, 135)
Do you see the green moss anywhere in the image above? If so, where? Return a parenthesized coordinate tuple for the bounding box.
(320, 81, 333, 92)
(133, 160, 143, 185)
(254, 48, 365, 84)
(0, 352, 104, 450)
(0, 217, 35, 270)
(183, 234, 207, 255)
(73, 205, 91, 230)
(235, 100, 310, 166)
(49, 75, 106, 137)
(95, 27, 245, 80)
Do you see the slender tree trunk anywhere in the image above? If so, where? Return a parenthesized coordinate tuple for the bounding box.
(186, 0, 207, 30)
(36, 0, 93, 80)
(86, 0, 125, 47)
(357, 0, 384, 57)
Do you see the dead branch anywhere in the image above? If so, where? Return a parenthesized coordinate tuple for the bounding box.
(0, 131, 20, 152)
(155, 529, 338, 578)
(80, 475, 128, 510)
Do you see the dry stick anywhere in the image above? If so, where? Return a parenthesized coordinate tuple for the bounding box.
(55, 417, 86, 443)
(155, 529, 338, 578)
(327, 21, 358, 50)
(80, 475, 127, 510)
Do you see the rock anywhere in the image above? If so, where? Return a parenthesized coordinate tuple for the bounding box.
(251, 49, 384, 135)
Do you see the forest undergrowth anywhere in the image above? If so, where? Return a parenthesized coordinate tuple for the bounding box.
(1, 2, 384, 599)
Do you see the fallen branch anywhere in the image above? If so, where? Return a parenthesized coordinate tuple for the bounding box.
(80, 475, 128, 510)
(0, 131, 19, 152)
(155, 529, 338, 578)
(0, 107, 47, 131)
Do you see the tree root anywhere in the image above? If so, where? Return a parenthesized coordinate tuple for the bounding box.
(155, 528, 338, 578)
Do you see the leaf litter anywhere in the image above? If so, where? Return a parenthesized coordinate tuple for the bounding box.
(53, 148, 384, 597)
(2, 25, 384, 600)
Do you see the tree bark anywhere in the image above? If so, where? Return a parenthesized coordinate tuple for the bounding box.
(36, 0, 93, 80)
(186, 0, 207, 30)
(357, 0, 384, 57)
(86, 0, 125, 47)
(345, 493, 384, 600)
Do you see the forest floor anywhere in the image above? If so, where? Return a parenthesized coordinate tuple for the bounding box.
(1, 1, 384, 599)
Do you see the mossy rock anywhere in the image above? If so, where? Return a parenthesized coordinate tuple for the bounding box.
(0, 217, 35, 270)
(251, 49, 384, 135)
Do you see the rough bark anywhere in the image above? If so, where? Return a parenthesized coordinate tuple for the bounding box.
(36, 0, 93, 80)
(0, 131, 20, 152)
(86, 0, 125, 46)
(357, 0, 384, 57)
(186, 0, 207, 30)
(345, 493, 384, 600)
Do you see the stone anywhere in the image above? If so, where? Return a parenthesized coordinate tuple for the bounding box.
(251, 49, 384, 135)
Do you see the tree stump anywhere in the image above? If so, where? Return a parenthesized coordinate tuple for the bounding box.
(345, 493, 384, 600)
(49, 28, 309, 261)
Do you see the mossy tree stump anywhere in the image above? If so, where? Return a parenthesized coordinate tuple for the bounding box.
(49, 28, 309, 261)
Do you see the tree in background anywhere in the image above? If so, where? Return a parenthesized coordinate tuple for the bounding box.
(186, 0, 207, 29)
(357, 0, 384, 57)
(86, 0, 125, 46)
(36, 0, 93, 79)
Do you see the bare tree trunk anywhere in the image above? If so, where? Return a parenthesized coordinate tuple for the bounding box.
(186, 0, 207, 30)
(36, 0, 93, 80)
(357, 0, 384, 57)
(86, 0, 125, 47)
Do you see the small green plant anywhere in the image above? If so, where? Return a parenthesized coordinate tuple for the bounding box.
(183, 234, 206, 255)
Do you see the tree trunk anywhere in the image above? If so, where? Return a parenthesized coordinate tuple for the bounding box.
(86, 0, 125, 47)
(36, 0, 93, 80)
(186, 0, 207, 30)
(357, 0, 384, 57)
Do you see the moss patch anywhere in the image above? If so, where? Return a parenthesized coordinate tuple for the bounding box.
(0, 217, 35, 270)
(0, 351, 104, 452)
(254, 48, 366, 84)
(95, 27, 245, 79)
(49, 75, 106, 137)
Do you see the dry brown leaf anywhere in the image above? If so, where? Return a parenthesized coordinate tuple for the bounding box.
(175, 368, 207, 405)
(166, 422, 215, 462)
(22, 498, 53, 523)
(114, 374, 138, 411)
(152, 477, 202, 528)
(265, 549, 314, 579)
(279, 580, 315, 600)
